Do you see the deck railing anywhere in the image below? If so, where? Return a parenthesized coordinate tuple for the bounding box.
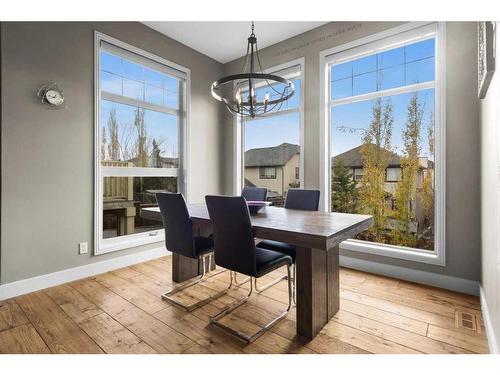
(102, 161, 133, 201)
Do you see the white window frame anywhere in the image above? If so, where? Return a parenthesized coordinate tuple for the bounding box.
(353, 168, 364, 181)
(259, 167, 277, 179)
(319, 22, 446, 266)
(386, 167, 401, 182)
(94, 31, 191, 255)
(233, 57, 305, 195)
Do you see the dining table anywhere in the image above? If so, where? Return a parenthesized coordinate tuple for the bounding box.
(141, 203, 372, 340)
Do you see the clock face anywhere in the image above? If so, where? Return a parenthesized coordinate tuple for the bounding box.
(45, 89, 64, 106)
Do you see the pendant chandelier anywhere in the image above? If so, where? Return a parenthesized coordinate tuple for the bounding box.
(211, 22, 295, 118)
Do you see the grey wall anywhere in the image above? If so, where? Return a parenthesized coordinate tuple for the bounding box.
(0, 21, 482, 287)
(480, 22, 500, 351)
(223, 22, 481, 282)
(0, 22, 225, 284)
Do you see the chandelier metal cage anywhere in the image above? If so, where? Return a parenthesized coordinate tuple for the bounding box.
(211, 22, 295, 118)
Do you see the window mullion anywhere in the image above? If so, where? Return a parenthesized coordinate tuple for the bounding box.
(331, 81, 435, 107)
(101, 91, 179, 116)
(101, 167, 179, 177)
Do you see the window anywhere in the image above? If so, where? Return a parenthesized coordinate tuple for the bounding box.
(95, 32, 189, 254)
(386, 167, 401, 182)
(321, 23, 445, 265)
(353, 168, 364, 181)
(240, 59, 304, 206)
(259, 167, 277, 179)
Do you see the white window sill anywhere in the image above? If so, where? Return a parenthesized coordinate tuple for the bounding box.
(340, 238, 445, 266)
(96, 231, 165, 255)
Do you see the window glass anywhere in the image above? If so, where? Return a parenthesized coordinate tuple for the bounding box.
(352, 54, 377, 75)
(386, 167, 401, 181)
(98, 41, 186, 252)
(243, 71, 302, 206)
(100, 50, 180, 108)
(331, 48, 436, 254)
(332, 78, 352, 100)
(259, 167, 277, 179)
(332, 61, 352, 81)
(100, 100, 179, 168)
(330, 37, 436, 99)
(102, 176, 177, 239)
(354, 168, 364, 181)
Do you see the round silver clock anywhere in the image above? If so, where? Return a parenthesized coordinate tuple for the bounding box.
(37, 82, 65, 108)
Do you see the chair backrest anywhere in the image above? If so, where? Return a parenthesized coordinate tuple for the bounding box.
(205, 195, 256, 276)
(241, 186, 268, 202)
(284, 189, 320, 211)
(156, 192, 195, 258)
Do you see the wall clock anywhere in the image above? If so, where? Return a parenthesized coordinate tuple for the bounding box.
(37, 81, 66, 108)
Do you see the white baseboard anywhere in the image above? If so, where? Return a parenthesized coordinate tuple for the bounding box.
(0, 247, 170, 300)
(340, 255, 480, 296)
(480, 286, 499, 354)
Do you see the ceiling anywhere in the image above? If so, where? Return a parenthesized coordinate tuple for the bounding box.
(142, 21, 328, 64)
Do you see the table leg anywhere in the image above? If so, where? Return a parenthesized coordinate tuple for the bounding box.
(171, 223, 215, 283)
(295, 245, 339, 340)
(172, 253, 200, 283)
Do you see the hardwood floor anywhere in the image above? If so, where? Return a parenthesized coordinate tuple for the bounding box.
(0, 256, 489, 354)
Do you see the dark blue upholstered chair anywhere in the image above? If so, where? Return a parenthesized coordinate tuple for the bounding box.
(156, 192, 227, 311)
(205, 195, 292, 343)
(256, 189, 320, 303)
(241, 186, 268, 202)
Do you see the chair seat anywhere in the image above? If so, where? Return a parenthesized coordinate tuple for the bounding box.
(255, 247, 292, 277)
(257, 240, 296, 262)
(194, 236, 214, 256)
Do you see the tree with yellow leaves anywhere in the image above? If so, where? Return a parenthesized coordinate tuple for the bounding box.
(421, 112, 435, 237)
(392, 93, 423, 247)
(357, 98, 394, 243)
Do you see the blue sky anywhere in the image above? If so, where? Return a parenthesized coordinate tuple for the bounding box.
(101, 38, 435, 162)
(100, 51, 180, 159)
(245, 38, 436, 159)
(100, 100, 179, 160)
(331, 89, 435, 158)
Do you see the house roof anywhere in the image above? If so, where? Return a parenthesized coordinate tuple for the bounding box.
(332, 145, 401, 168)
(245, 143, 300, 167)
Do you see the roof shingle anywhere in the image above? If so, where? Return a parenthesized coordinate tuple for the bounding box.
(245, 143, 300, 167)
(332, 145, 401, 168)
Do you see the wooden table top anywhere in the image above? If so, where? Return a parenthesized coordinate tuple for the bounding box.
(142, 203, 372, 250)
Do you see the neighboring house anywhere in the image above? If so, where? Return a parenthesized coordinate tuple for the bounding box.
(244, 142, 300, 197)
(332, 145, 434, 232)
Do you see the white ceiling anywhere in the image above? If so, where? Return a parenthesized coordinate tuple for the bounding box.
(142, 21, 328, 63)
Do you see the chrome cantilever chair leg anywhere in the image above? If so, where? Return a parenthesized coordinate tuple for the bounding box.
(161, 253, 229, 311)
(210, 264, 292, 344)
(255, 264, 296, 305)
(232, 272, 251, 287)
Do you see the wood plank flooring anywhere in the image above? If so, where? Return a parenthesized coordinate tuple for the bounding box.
(0, 256, 489, 354)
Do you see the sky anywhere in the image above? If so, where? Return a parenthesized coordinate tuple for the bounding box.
(100, 100, 179, 160)
(100, 51, 180, 160)
(100, 37, 436, 163)
(331, 89, 435, 158)
(245, 37, 436, 160)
